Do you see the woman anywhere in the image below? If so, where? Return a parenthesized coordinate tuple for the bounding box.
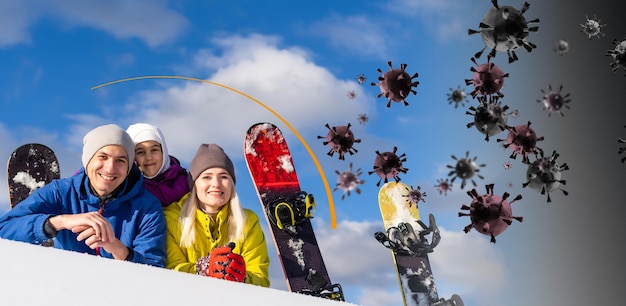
(126, 123, 190, 207)
(164, 143, 269, 287)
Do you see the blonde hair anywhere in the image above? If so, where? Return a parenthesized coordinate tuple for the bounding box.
(178, 177, 247, 248)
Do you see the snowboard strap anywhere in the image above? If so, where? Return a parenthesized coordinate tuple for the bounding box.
(374, 214, 441, 256)
(298, 269, 345, 301)
(266, 191, 316, 230)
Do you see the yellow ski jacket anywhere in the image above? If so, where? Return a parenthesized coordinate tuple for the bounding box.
(164, 193, 270, 287)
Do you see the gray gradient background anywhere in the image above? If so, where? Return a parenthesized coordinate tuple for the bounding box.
(496, 1, 625, 304)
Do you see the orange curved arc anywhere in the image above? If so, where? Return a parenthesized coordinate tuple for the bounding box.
(91, 75, 337, 229)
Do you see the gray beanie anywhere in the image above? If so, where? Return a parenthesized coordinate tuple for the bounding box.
(190, 143, 235, 183)
(82, 124, 136, 173)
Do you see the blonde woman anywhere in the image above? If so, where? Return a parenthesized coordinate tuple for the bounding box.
(164, 143, 269, 287)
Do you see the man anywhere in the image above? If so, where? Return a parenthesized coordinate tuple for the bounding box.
(0, 124, 166, 267)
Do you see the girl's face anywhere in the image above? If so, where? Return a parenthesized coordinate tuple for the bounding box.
(87, 145, 129, 197)
(134, 140, 163, 177)
(195, 167, 233, 214)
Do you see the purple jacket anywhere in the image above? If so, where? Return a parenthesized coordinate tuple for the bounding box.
(144, 156, 191, 207)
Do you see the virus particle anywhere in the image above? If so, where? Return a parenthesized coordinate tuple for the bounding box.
(468, 0, 540, 63)
(317, 123, 361, 160)
(553, 39, 570, 56)
(347, 90, 358, 100)
(447, 85, 469, 109)
(537, 84, 571, 117)
(368, 146, 409, 187)
(617, 125, 626, 163)
(503, 161, 512, 170)
(371, 61, 419, 108)
(458, 184, 523, 243)
(333, 162, 365, 200)
(606, 37, 626, 76)
(497, 121, 544, 164)
(465, 56, 509, 98)
(522, 150, 569, 203)
(356, 113, 369, 125)
(579, 15, 605, 40)
(356, 74, 367, 85)
(466, 95, 513, 141)
(447, 151, 485, 190)
(403, 185, 426, 208)
(435, 178, 453, 196)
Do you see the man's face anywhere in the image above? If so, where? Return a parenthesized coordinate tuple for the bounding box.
(87, 145, 129, 197)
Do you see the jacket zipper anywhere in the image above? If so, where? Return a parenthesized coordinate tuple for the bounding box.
(95, 199, 107, 256)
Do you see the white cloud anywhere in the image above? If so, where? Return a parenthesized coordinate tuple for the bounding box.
(314, 219, 507, 306)
(98, 34, 376, 161)
(384, 0, 477, 42)
(0, 0, 188, 47)
(0, 2, 41, 46)
(308, 15, 389, 59)
(430, 227, 507, 304)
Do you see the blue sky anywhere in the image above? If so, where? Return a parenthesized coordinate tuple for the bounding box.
(1, 1, 625, 305)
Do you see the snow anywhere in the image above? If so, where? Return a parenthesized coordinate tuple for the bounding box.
(0, 238, 359, 306)
(287, 237, 306, 269)
(12, 172, 45, 192)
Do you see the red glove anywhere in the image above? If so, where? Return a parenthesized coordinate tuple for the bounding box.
(196, 243, 246, 283)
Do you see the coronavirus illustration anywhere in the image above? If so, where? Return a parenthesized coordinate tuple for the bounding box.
(447, 151, 485, 189)
(347, 90, 357, 100)
(497, 121, 544, 164)
(522, 150, 569, 203)
(503, 161, 512, 170)
(579, 15, 605, 40)
(447, 85, 469, 109)
(553, 39, 570, 56)
(618, 125, 626, 163)
(468, 0, 539, 63)
(435, 178, 453, 196)
(466, 95, 512, 141)
(356, 113, 369, 125)
(465, 56, 509, 98)
(333, 162, 365, 200)
(368, 146, 409, 186)
(606, 37, 626, 76)
(371, 61, 419, 108)
(317, 123, 361, 160)
(356, 73, 367, 84)
(403, 185, 426, 208)
(458, 184, 523, 243)
(537, 84, 571, 117)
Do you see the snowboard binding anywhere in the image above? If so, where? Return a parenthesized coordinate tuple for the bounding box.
(433, 294, 465, 306)
(374, 213, 441, 256)
(298, 269, 345, 301)
(266, 191, 316, 231)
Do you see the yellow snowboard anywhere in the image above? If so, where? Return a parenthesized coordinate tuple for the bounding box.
(377, 181, 438, 306)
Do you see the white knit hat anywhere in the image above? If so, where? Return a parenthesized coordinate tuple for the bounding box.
(82, 124, 135, 173)
(126, 123, 171, 179)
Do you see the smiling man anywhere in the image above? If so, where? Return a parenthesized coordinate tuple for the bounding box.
(0, 124, 167, 268)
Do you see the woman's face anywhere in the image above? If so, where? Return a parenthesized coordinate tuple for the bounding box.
(195, 167, 233, 214)
(134, 140, 163, 177)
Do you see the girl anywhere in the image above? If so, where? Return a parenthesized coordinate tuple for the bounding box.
(126, 123, 190, 207)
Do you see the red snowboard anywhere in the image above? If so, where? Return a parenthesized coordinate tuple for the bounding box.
(244, 122, 343, 301)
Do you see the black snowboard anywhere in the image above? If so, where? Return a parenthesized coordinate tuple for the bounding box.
(7, 143, 60, 208)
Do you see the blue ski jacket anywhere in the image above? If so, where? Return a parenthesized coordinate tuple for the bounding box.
(0, 167, 167, 268)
